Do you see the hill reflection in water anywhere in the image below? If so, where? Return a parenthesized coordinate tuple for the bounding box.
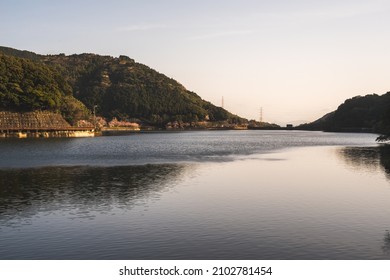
(337, 145, 390, 180)
(337, 145, 390, 256)
(0, 164, 188, 224)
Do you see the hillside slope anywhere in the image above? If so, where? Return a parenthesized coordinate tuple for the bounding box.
(0, 46, 245, 126)
(297, 93, 390, 135)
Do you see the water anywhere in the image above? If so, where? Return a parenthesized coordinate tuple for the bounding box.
(0, 130, 378, 168)
(1, 130, 390, 259)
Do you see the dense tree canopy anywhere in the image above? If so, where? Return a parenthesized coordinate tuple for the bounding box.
(0, 53, 89, 124)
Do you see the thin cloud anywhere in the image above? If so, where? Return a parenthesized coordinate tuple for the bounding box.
(117, 23, 167, 32)
(188, 30, 254, 41)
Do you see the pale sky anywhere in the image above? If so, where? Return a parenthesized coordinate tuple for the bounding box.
(1, 0, 390, 125)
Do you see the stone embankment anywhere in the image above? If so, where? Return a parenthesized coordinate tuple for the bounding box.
(0, 111, 94, 138)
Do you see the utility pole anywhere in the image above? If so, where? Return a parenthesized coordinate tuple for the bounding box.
(222, 96, 224, 109)
(93, 105, 98, 130)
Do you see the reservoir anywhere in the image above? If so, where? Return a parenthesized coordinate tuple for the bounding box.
(1, 130, 390, 259)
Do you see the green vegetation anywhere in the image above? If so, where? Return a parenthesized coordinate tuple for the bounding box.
(0, 46, 245, 127)
(0, 46, 42, 61)
(297, 92, 390, 140)
(0, 53, 89, 124)
(247, 120, 280, 129)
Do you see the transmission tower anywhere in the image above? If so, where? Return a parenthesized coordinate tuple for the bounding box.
(259, 107, 263, 122)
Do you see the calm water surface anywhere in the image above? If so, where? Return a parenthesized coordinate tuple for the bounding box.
(1, 130, 390, 259)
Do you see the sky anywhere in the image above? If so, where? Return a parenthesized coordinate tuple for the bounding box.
(1, 0, 390, 125)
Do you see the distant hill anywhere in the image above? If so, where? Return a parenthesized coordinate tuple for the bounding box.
(297, 92, 390, 137)
(0, 46, 245, 126)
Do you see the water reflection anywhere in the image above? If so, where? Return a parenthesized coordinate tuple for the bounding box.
(382, 231, 390, 255)
(0, 164, 188, 224)
(379, 146, 390, 176)
(337, 145, 390, 179)
(1, 145, 390, 259)
(338, 146, 390, 257)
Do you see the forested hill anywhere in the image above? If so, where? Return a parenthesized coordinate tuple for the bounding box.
(297, 92, 390, 136)
(0, 46, 245, 126)
(0, 51, 89, 124)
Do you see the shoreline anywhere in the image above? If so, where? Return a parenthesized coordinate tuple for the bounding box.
(0, 128, 95, 138)
(0, 125, 380, 138)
